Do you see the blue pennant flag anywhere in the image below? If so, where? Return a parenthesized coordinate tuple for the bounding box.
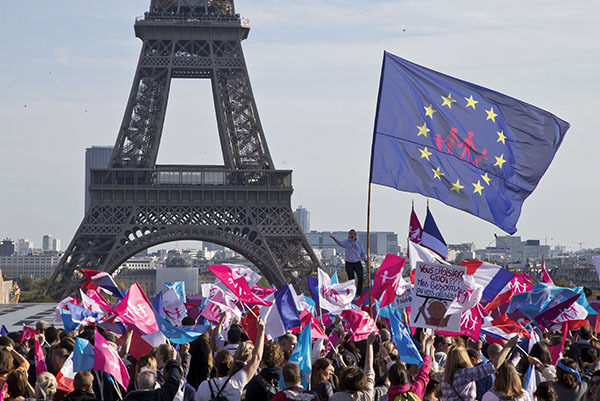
(507, 283, 578, 320)
(288, 321, 312, 387)
(331, 272, 339, 284)
(0, 325, 8, 336)
(152, 292, 166, 319)
(370, 52, 570, 234)
(59, 309, 80, 334)
(307, 277, 319, 307)
(73, 337, 95, 371)
(389, 309, 423, 366)
(155, 313, 209, 344)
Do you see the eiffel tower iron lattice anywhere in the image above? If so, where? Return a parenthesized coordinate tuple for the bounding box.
(46, 0, 322, 300)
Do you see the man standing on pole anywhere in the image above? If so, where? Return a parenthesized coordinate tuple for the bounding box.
(330, 230, 367, 296)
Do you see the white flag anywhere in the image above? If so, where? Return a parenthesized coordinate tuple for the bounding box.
(445, 274, 483, 317)
(317, 268, 356, 314)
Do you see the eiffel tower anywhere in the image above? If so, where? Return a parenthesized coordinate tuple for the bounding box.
(46, 0, 321, 300)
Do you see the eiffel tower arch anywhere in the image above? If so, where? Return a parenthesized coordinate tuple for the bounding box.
(46, 0, 322, 300)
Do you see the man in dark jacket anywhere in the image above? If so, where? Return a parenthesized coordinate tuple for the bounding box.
(124, 345, 183, 401)
(62, 371, 100, 401)
(244, 340, 284, 400)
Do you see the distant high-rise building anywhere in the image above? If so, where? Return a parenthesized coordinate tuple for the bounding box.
(16, 239, 32, 255)
(52, 238, 61, 252)
(85, 146, 113, 213)
(294, 205, 310, 233)
(0, 240, 14, 257)
(42, 235, 53, 252)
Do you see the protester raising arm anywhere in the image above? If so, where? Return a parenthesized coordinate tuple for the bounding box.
(242, 316, 265, 379)
(493, 336, 519, 370)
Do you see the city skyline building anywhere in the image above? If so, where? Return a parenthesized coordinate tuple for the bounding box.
(294, 205, 310, 233)
(42, 235, 53, 252)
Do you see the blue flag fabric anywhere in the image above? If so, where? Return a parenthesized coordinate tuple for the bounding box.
(331, 272, 339, 284)
(166, 281, 186, 303)
(0, 325, 8, 336)
(59, 309, 80, 334)
(370, 52, 570, 234)
(274, 284, 301, 331)
(389, 309, 423, 366)
(152, 292, 166, 319)
(307, 277, 319, 307)
(507, 283, 579, 320)
(289, 322, 312, 387)
(155, 313, 209, 344)
(73, 337, 95, 371)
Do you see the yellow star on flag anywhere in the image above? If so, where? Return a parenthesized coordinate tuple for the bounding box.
(481, 172, 491, 185)
(419, 146, 432, 161)
(497, 130, 507, 145)
(424, 104, 437, 119)
(417, 122, 430, 138)
(464, 95, 478, 109)
(450, 179, 464, 193)
(485, 107, 498, 123)
(494, 153, 506, 169)
(432, 167, 444, 180)
(472, 180, 484, 195)
(441, 94, 457, 109)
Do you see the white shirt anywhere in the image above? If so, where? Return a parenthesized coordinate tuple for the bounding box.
(195, 369, 248, 401)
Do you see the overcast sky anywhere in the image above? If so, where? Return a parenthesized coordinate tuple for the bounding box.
(0, 1, 598, 251)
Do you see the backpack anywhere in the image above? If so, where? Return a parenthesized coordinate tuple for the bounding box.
(255, 374, 281, 401)
(208, 376, 232, 401)
(393, 391, 421, 401)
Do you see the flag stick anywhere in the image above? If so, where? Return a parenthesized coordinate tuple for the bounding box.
(242, 302, 259, 319)
(366, 182, 373, 317)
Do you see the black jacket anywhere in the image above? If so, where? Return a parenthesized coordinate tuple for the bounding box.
(60, 389, 100, 401)
(123, 360, 183, 401)
(244, 366, 282, 401)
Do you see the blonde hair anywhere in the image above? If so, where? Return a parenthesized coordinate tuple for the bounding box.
(444, 346, 473, 384)
(234, 340, 254, 363)
(493, 362, 524, 398)
(35, 372, 58, 400)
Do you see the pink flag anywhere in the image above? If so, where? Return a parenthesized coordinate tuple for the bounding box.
(94, 329, 130, 389)
(20, 326, 38, 343)
(341, 309, 379, 342)
(251, 285, 276, 299)
(437, 303, 486, 342)
(86, 289, 112, 312)
(208, 264, 272, 306)
(34, 339, 47, 376)
(293, 309, 328, 339)
(372, 254, 406, 307)
(112, 283, 158, 336)
(534, 293, 581, 329)
(549, 322, 568, 364)
(541, 256, 554, 285)
(408, 206, 423, 244)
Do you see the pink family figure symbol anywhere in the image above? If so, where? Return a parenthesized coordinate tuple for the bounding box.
(445, 128, 460, 155)
(458, 131, 475, 161)
(473, 149, 488, 166)
(433, 133, 447, 153)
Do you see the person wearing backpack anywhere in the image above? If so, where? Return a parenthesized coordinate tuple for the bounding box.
(271, 363, 319, 401)
(244, 341, 284, 401)
(195, 317, 265, 401)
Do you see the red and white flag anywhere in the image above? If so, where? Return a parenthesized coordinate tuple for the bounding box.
(112, 283, 158, 336)
(94, 329, 130, 389)
(340, 309, 379, 342)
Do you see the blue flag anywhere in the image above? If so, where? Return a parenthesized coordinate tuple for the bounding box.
(389, 309, 423, 366)
(370, 52, 570, 234)
(289, 322, 312, 387)
(274, 284, 301, 331)
(73, 337, 95, 371)
(307, 277, 319, 307)
(152, 292, 166, 319)
(155, 313, 208, 344)
(166, 281, 186, 303)
(507, 283, 579, 320)
(59, 309, 80, 334)
(0, 325, 8, 336)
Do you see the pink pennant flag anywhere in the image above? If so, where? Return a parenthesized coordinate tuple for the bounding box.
(541, 256, 554, 285)
(340, 309, 379, 342)
(372, 254, 406, 307)
(94, 329, 130, 389)
(111, 283, 158, 336)
(20, 326, 38, 344)
(293, 309, 328, 339)
(208, 264, 272, 306)
(34, 339, 47, 376)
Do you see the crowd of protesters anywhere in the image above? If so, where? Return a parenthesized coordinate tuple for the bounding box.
(2, 314, 600, 401)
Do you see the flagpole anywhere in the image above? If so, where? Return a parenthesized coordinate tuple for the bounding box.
(367, 182, 373, 317)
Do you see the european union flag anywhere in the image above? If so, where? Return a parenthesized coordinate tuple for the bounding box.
(370, 52, 570, 233)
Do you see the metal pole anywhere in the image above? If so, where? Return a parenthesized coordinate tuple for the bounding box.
(366, 183, 373, 317)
